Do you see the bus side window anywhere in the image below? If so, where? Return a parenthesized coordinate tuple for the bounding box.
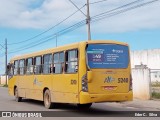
(43, 54, 52, 74)
(53, 52, 64, 74)
(19, 59, 25, 75)
(14, 60, 19, 75)
(26, 58, 33, 74)
(65, 49, 78, 73)
(59, 52, 64, 73)
(34, 56, 42, 74)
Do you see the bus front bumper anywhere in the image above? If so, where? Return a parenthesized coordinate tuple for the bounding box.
(80, 91, 133, 104)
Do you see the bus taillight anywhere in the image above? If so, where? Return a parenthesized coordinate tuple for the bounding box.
(82, 74, 88, 92)
(129, 74, 133, 91)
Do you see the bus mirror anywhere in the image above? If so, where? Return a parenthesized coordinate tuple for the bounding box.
(87, 71, 92, 83)
(7, 63, 11, 72)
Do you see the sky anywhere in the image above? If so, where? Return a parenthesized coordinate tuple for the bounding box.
(0, 0, 160, 74)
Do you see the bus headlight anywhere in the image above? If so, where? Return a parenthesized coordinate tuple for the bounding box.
(82, 74, 88, 92)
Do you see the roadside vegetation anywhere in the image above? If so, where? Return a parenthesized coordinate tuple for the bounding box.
(152, 91, 160, 99)
(151, 81, 160, 87)
(0, 84, 8, 87)
(3, 84, 8, 87)
(151, 81, 160, 99)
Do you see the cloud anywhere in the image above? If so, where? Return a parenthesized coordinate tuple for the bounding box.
(90, 0, 160, 33)
(0, 0, 85, 29)
(0, 0, 159, 74)
(0, 0, 159, 33)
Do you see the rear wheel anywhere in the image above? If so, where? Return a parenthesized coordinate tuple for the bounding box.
(77, 103, 92, 110)
(14, 87, 22, 102)
(44, 89, 53, 109)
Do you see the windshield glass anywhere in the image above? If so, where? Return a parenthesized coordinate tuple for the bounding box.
(86, 44, 129, 69)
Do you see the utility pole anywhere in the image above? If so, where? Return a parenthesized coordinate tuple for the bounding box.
(87, 0, 91, 40)
(68, 0, 91, 41)
(5, 38, 7, 85)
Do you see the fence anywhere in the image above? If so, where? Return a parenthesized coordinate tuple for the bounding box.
(132, 68, 151, 100)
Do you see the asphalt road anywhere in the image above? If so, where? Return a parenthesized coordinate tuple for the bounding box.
(0, 87, 160, 119)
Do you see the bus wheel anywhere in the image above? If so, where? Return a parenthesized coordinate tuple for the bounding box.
(14, 87, 22, 102)
(44, 89, 53, 109)
(77, 103, 92, 110)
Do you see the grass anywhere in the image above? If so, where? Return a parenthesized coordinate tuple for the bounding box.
(152, 91, 160, 99)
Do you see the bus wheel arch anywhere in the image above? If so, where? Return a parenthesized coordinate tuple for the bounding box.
(14, 86, 22, 102)
(43, 87, 49, 97)
(43, 88, 53, 109)
(14, 86, 17, 95)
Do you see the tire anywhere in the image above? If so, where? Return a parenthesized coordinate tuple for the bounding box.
(14, 87, 22, 102)
(44, 89, 53, 109)
(77, 103, 92, 110)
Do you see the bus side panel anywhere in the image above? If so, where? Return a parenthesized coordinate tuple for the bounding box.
(24, 75, 35, 99)
(31, 75, 52, 101)
(51, 73, 79, 103)
(18, 76, 28, 98)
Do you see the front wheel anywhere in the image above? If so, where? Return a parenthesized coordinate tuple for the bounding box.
(77, 103, 92, 110)
(14, 87, 22, 102)
(44, 89, 53, 109)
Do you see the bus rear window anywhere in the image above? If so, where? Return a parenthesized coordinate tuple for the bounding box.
(86, 44, 129, 69)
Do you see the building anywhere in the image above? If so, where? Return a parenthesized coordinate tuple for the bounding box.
(131, 49, 160, 69)
(150, 71, 160, 83)
(0, 75, 8, 85)
(131, 49, 160, 82)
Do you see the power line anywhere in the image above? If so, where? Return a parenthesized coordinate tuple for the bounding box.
(92, 0, 144, 18)
(9, 37, 55, 54)
(90, 0, 108, 5)
(68, 0, 86, 17)
(7, 0, 145, 48)
(8, 0, 160, 54)
(6, 0, 112, 48)
(9, 0, 158, 54)
(92, 0, 159, 22)
(0, 44, 5, 49)
(8, 4, 86, 45)
(0, 44, 5, 52)
(9, 35, 54, 51)
(8, 20, 86, 53)
(8, 20, 86, 54)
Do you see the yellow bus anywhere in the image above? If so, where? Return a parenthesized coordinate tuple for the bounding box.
(8, 40, 133, 109)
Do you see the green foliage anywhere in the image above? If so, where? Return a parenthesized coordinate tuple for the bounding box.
(3, 84, 8, 87)
(152, 91, 160, 99)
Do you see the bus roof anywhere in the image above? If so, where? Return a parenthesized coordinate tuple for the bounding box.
(10, 40, 128, 62)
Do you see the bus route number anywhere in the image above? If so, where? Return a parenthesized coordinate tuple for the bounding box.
(118, 78, 128, 83)
(71, 80, 77, 85)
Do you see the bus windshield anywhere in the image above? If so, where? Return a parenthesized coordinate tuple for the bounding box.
(86, 44, 129, 69)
